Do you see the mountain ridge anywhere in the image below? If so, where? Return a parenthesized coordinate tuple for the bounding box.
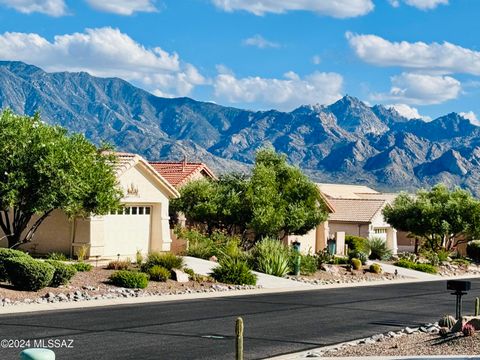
(1, 61, 480, 195)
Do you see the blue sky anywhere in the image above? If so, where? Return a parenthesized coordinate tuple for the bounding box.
(0, 0, 478, 122)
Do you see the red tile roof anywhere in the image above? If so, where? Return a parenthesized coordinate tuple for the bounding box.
(149, 161, 217, 188)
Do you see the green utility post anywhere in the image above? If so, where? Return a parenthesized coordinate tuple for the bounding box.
(236, 317, 244, 360)
(292, 241, 301, 276)
(475, 297, 479, 316)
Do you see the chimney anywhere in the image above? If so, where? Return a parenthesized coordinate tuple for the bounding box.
(182, 154, 187, 172)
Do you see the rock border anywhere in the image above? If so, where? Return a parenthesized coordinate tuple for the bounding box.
(303, 322, 442, 358)
(0, 284, 260, 307)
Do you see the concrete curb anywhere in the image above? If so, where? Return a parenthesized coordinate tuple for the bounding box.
(270, 357, 480, 360)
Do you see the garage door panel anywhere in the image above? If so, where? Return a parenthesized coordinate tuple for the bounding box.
(104, 206, 151, 257)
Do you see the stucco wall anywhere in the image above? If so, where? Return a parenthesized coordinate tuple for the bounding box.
(329, 222, 370, 238)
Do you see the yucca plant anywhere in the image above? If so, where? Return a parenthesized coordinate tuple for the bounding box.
(252, 237, 291, 277)
(366, 237, 392, 260)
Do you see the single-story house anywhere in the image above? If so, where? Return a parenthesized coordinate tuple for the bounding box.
(149, 159, 217, 254)
(0, 153, 180, 259)
(318, 183, 413, 254)
(283, 194, 336, 255)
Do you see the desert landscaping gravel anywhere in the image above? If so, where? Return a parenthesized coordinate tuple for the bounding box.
(322, 331, 480, 357)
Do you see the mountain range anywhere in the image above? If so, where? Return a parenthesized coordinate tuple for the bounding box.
(1, 61, 480, 195)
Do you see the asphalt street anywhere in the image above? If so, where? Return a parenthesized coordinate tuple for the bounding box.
(1, 279, 480, 360)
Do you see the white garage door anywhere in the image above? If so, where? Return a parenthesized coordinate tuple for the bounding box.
(103, 206, 151, 257)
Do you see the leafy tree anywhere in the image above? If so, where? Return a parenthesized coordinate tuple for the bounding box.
(172, 148, 328, 240)
(170, 173, 251, 234)
(383, 184, 480, 251)
(0, 110, 122, 248)
(247, 148, 328, 238)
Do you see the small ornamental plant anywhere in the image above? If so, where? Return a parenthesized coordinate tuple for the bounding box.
(462, 323, 476, 337)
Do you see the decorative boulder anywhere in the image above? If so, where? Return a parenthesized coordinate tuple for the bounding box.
(171, 269, 189, 283)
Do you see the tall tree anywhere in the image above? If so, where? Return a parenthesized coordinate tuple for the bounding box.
(0, 110, 122, 248)
(247, 148, 328, 238)
(171, 148, 328, 240)
(383, 184, 480, 251)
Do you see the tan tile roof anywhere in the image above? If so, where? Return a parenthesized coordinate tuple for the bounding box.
(318, 183, 378, 199)
(149, 161, 217, 188)
(328, 198, 386, 223)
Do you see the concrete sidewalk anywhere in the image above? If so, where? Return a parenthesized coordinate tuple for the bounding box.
(184, 256, 316, 289)
(368, 261, 441, 280)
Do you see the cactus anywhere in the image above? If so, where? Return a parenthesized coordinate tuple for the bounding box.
(438, 315, 456, 329)
(476, 297, 479, 316)
(236, 317, 244, 360)
(351, 258, 362, 270)
(369, 263, 382, 274)
(462, 323, 475, 337)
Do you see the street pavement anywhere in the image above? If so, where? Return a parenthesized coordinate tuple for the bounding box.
(1, 279, 480, 360)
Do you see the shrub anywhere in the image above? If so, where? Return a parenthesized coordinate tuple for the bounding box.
(462, 323, 475, 337)
(0, 248, 31, 282)
(252, 237, 291, 277)
(45, 260, 77, 287)
(348, 250, 368, 265)
(315, 249, 333, 267)
(71, 262, 93, 272)
(394, 259, 437, 274)
(369, 263, 382, 274)
(210, 257, 257, 285)
(109, 270, 148, 289)
(437, 248, 451, 263)
(351, 258, 362, 270)
(331, 256, 349, 265)
(141, 252, 184, 272)
(425, 251, 440, 266)
(183, 267, 195, 279)
(299, 254, 317, 275)
(106, 260, 131, 270)
(146, 265, 170, 282)
(366, 237, 392, 260)
(452, 258, 471, 266)
(467, 240, 480, 262)
(5, 257, 54, 291)
(136, 250, 143, 265)
(177, 228, 216, 259)
(345, 235, 369, 253)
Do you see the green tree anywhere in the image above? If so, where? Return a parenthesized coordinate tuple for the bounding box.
(0, 110, 122, 248)
(247, 148, 328, 238)
(172, 148, 328, 240)
(383, 184, 480, 251)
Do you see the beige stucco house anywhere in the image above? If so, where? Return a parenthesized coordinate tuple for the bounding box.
(0, 153, 180, 259)
(318, 183, 412, 254)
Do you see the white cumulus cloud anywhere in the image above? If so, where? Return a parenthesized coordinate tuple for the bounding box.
(0, 27, 205, 97)
(214, 69, 343, 110)
(346, 32, 480, 76)
(460, 111, 480, 126)
(389, 0, 448, 10)
(372, 73, 461, 105)
(85, 0, 157, 15)
(242, 34, 280, 49)
(0, 0, 67, 16)
(211, 0, 374, 18)
(388, 103, 431, 121)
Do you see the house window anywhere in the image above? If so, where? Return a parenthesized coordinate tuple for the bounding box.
(374, 228, 387, 234)
(139, 206, 144, 215)
(124, 207, 130, 215)
(131, 207, 138, 215)
(145, 207, 151, 215)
